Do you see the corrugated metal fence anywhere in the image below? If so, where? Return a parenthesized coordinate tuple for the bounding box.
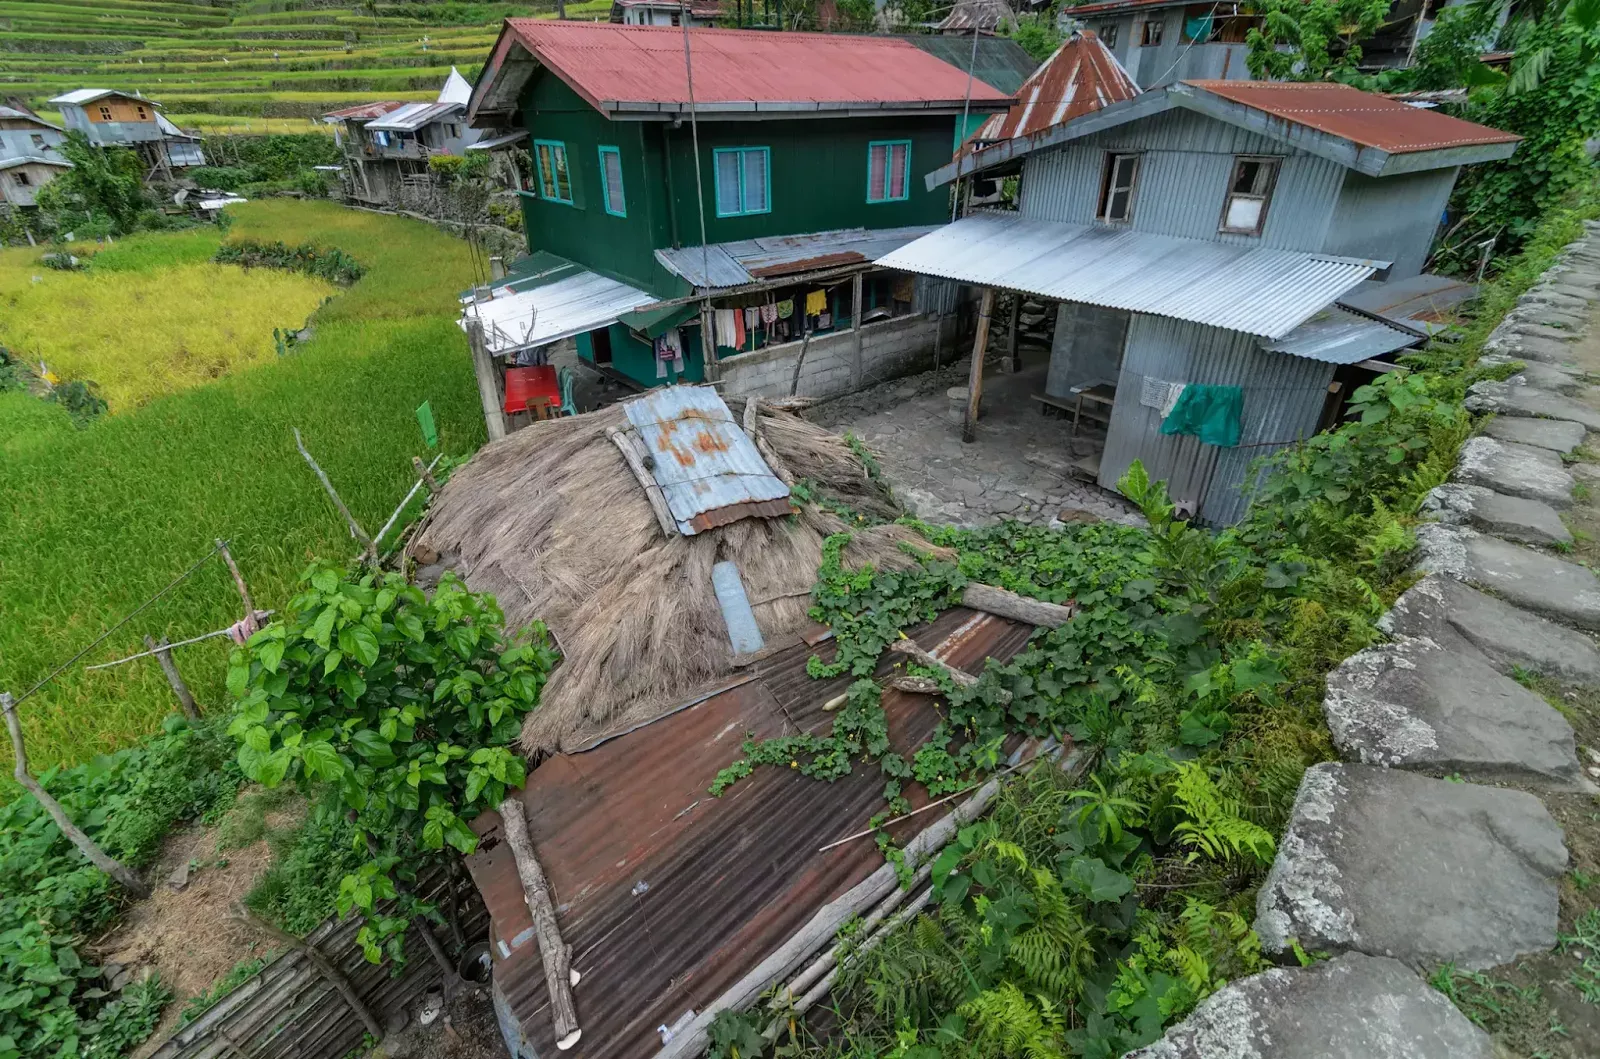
(151, 867, 487, 1059)
(1099, 315, 1335, 525)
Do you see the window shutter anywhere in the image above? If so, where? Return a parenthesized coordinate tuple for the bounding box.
(742, 149, 768, 213)
(716, 150, 741, 214)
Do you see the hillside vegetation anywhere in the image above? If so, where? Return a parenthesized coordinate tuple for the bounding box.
(1, 0, 608, 125)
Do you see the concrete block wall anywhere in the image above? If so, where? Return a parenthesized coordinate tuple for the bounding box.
(718, 312, 961, 400)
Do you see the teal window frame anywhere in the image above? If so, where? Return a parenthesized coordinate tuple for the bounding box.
(597, 145, 626, 217)
(533, 138, 574, 205)
(866, 139, 913, 204)
(712, 146, 771, 218)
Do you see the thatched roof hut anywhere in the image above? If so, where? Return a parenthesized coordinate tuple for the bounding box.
(416, 391, 929, 756)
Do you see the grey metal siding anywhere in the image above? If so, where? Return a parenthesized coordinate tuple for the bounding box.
(1018, 109, 1345, 253)
(1071, 10, 1250, 88)
(1324, 167, 1458, 280)
(1099, 314, 1334, 525)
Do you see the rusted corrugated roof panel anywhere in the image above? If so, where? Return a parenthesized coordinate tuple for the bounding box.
(972, 30, 1139, 144)
(1184, 80, 1521, 154)
(656, 225, 939, 290)
(1065, 0, 1183, 15)
(322, 101, 408, 121)
(936, 0, 1017, 32)
(464, 608, 1037, 1059)
(1339, 273, 1478, 336)
(493, 20, 1014, 114)
(622, 385, 791, 535)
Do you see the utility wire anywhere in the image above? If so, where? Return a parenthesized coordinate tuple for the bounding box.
(11, 543, 223, 707)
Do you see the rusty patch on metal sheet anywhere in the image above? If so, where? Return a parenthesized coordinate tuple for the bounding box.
(688, 497, 796, 533)
(749, 252, 867, 279)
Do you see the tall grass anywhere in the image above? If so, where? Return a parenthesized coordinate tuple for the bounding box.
(0, 232, 336, 412)
(0, 202, 485, 781)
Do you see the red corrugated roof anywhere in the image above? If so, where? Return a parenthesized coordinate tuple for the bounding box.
(1185, 80, 1520, 154)
(322, 100, 408, 120)
(973, 30, 1139, 143)
(501, 19, 1012, 110)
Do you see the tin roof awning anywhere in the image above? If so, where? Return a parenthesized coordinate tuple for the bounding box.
(876, 212, 1377, 339)
(1260, 306, 1423, 364)
(656, 225, 940, 290)
(463, 128, 528, 151)
(1338, 272, 1478, 336)
(459, 254, 659, 357)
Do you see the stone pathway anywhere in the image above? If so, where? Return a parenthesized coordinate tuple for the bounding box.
(1134, 223, 1600, 1055)
(811, 360, 1141, 528)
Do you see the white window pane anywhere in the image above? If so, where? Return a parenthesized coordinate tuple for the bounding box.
(604, 151, 625, 214)
(742, 149, 768, 212)
(868, 144, 886, 201)
(716, 151, 741, 214)
(1225, 196, 1262, 231)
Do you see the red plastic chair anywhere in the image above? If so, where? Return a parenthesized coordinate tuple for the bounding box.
(504, 365, 560, 417)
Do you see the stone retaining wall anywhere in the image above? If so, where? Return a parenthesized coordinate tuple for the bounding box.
(1130, 221, 1600, 1058)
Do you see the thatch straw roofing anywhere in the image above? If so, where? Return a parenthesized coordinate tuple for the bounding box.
(416, 397, 926, 757)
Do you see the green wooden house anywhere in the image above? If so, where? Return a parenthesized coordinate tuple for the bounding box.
(465, 20, 1012, 394)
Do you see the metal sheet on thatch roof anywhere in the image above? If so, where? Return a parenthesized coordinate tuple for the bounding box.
(414, 399, 925, 755)
(621, 386, 791, 535)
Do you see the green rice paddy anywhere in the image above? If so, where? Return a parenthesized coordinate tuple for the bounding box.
(0, 201, 486, 782)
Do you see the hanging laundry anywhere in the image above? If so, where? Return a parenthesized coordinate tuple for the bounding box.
(714, 309, 737, 347)
(733, 309, 746, 349)
(744, 306, 760, 330)
(760, 302, 778, 325)
(654, 328, 685, 379)
(776, 299, 795, 320)
(805, 289, 827, 316)
(1160, 385, 1242, 447)
(817, 310, 832, 329)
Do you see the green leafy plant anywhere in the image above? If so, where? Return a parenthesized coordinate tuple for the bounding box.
(1245, 0, 1392, 81)
(214, 240, 365, 285)
(225, 563, 557, 963)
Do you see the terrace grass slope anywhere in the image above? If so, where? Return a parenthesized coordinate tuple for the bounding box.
(0, 201, 485, 783)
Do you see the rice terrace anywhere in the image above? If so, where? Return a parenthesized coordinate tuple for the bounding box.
(9, 4, 1600, 1059)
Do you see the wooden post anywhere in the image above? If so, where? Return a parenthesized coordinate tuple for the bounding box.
(498, 797, 582, 1050)
(413, 455, 441, 491)
(850, 271, 864, 391)
(293, 429, 375, 551)
(962, 287, 995, 444)
(144, 636, 200, 719)
(1003, 293, 1022, 374)
(232, 904, 384, 1041)
(216, 539, 253, 618)
(788, 327, 814, 397)
(4, 693, 151, 898)
(699, 304, 719, 383)
(465, 315, 508, 443)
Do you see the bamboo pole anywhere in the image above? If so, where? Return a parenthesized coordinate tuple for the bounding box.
(216, 539, 254, 618)
(293, 428, 374, 551)
(608, 428, 677, 538)
(962, 287, 996, 443)
(144, 636, 199, 719)
(231, 904, 384, 1041)
(498, 797, 582, 1050)
(3, 693, 150, 898)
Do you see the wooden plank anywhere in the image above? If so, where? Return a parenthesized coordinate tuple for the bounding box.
(963, 287, 996, 444)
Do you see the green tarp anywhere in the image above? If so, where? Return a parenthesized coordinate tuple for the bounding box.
(1160, 385, 1243, 447)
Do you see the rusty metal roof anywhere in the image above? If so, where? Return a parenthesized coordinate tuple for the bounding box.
(1339, 273, 1479, 336)
(464, 608, 1038, 1059)
(621, 385, 792, 535)
(971, 30, 1139, 144)
(1182, 80, 1521, 154)
(322, 100, 408, 121)
(935, 0, 1018, 32)
(1065, 0, 1187, 16)
(655, 225, 939, 290)
(472, 21, 1013, 121)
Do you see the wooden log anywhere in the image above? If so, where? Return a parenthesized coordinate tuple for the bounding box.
(144, 635, 200, 719)
(961, 582, 1076, 628)
(962, 287, 995, 443)
(232, 904, 384, 1043)
(293, 429, 374, 551)
(850, 271, 865, 391)
(742, 395, 761, 443)
(788, 327, 815, 397)
(3, 693, 150, 898)
(497, 797, 582, 1050)
(887, 638, 978, 687)
(653, 777, 1006, 1059)
(464, 314, 507, 443)
(884, 674, 943, 696)
(699, 304, 719, 383)
(607, 428, 677, 539)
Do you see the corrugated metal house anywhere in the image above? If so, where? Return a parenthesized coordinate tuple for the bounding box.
(462, 20, 1014, 405)
(324, 69, 482, 207)
(46, 90, 204, 176)
(883, 80, 1518, 524)
(0, 106, 69, 207)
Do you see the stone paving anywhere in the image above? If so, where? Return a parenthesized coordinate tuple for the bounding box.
(810, 359, 1141, 528)
(1134, 222, 1600, 1056)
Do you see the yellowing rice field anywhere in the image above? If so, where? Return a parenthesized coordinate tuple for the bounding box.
(0, 231, 337, 412)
